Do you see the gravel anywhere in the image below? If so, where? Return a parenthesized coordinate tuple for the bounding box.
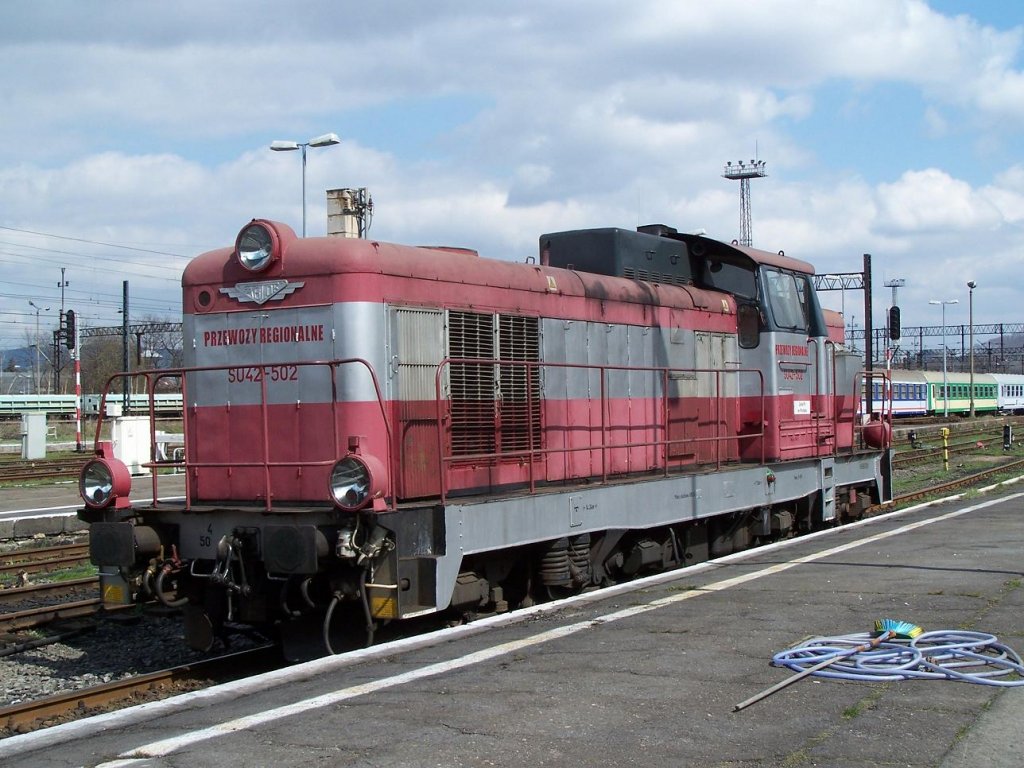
(1, 611, 220, 709)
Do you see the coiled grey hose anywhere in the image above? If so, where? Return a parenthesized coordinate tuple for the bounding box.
(772, 630, 1024, 687)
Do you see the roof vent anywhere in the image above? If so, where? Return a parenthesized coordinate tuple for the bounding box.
(636, 224, 678, 237)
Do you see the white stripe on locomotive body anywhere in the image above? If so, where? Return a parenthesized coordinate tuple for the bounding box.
(187, 304, 749, 405)
(537, 319, 731, 401)
(184, 307, 839, 408)
(182, 296, 839, 430)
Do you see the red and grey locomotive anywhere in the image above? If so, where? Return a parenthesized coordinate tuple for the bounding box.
(79, 220, 892, 656)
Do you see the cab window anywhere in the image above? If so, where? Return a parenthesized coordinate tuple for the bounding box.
(737, 303, 760, 348)
(763, 268, 809, 332)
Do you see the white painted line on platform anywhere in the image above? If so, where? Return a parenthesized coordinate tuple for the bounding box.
(0, 497, 186, 521)
(0, 507, 77, 520)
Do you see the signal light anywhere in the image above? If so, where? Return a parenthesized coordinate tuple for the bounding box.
(64, 309, 76, 350)
(888, 306, 900, 341)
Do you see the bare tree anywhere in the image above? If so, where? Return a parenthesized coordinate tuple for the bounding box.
(139, 316, 184, 370)
(80, 337, 129, 395)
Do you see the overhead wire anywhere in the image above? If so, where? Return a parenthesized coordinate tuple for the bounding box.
(0, 224, 193, 259)
(0, 223, 192, 341)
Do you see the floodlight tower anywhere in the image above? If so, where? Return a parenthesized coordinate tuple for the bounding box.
(722, 158, 767, 247)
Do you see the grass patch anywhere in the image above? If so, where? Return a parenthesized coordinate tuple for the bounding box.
(47, 564, 99, 581)
(779, 749, 811, 767)
(841, 688, 886, 721)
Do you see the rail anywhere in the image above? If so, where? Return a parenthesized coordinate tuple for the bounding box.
(853, 369, 894, 449)
(807, 338, 838, 452)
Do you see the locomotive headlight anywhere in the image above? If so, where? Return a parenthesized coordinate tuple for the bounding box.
(80, 456, 132, 509)
(235, 221, 277, 272)
(329, 455, 384, 511)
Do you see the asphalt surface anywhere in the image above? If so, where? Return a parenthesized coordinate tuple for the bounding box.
(0, 474, 185, 539)
(1, 482, 1023, 767)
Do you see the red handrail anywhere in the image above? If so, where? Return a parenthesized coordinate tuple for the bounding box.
(92, 358, 394, 512)
(433, 358, 765, 504)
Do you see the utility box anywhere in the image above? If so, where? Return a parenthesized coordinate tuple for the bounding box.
(20, 412, 47, 459)
(111, 415, 152, 475)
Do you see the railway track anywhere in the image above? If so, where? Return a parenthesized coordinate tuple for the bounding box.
(0, 457, 89, 483)
(892, 435, 1009, 468)
(0, 577, 103, 635)
(0, 597, 103, 634)
(876, 458, 1024, 513)
(0, 545, 102, 634)
(0, 576, 99, 607)
(0, 646, 281, 735)
(0, 543, 91, 580)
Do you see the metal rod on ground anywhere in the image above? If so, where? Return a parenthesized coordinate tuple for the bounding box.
(733, 631, 894, 712)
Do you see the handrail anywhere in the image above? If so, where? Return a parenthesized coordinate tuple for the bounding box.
(806, 338, 839, 455)
(853, 369, 893, 449)
(433, 358, 765, 504)
(92, 359, 394, 512)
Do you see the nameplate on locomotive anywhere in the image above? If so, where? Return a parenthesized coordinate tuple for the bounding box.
(220, 279, 305, 305)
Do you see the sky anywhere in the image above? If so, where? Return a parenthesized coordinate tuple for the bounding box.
(1, 0, 1023, 361)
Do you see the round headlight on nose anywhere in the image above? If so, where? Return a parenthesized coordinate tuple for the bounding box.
(329, 454, 388, 511)
(235, 221, 278, 272)
(80, 457, 132, 509)
(330, 456, 372, 511)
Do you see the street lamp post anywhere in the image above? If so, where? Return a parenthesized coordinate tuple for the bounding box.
(269, 133, 341, 237)
(967, 281, 976, 418)
(27, 300, 50, 394)
(929, 298, 958, 417)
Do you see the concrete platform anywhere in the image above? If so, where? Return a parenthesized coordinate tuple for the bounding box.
(0, 475, 186, 541)
(2, 487, 1024, 767)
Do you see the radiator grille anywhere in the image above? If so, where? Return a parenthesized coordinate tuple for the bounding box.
(498, 315, 542, 453)
(448, 311, 541, 457)
(449, 312, 496, 456)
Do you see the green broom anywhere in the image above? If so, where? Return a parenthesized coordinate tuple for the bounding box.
(733, 618, 924, 712)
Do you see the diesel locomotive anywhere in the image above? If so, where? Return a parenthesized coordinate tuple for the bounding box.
(79, 220, 893, 657)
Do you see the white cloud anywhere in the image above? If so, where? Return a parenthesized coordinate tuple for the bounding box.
(877, 169, 1004, 232)
(2, 0, 1024, 344)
